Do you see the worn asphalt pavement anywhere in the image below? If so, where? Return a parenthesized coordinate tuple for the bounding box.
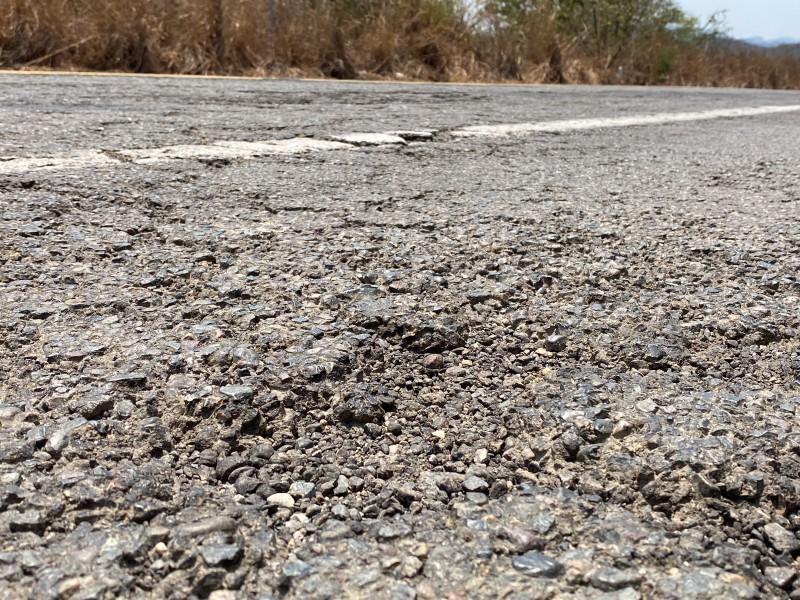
(1, 74, 800, 599)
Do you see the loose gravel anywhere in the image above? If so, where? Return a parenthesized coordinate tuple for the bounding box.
(1, 87, 799, 600)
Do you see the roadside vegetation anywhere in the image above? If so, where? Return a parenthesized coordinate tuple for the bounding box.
(2, 0, 799, 88)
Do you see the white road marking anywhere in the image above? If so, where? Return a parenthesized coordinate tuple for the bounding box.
(116, 138, 353, 164)
(116, 144, 258, 164)
(328, 133, 407, 146)
(215, 139, 351, 154)
(1, 105, 798, 175)
(451, 105, 800, 137)
(0, 150, 117, 174)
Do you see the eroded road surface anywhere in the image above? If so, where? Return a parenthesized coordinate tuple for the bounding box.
(1, 74, 800, 599)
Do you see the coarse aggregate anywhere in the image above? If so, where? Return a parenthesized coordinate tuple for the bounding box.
(1, 77, 800, 599)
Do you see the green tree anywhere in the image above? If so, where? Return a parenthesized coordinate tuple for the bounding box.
(480, 0, 722, 70)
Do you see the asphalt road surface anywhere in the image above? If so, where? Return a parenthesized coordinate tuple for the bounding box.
(1, 73, 800, 600)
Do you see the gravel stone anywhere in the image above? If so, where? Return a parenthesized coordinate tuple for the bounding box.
(545, 334, 568, 352)
(763, 523, 800, 553)
(7, 510, 43, 533)
(107, 372, 148, 386)
(463, 475, 489, 492)
(466, 492, 488, 504)
(591, 567, 644, 591)
(530, 513, 556, 534)
(69, 393, 114, 419)
(377, 522, 412, 541)
(512, 551, 564, 578)
(281, 560, 315, 580)
(501, 526, 538, 553)
(764, 566, 796, 589)
(422, 354, 445, 371)
(216, 454, 248, 482)
(219, 385, 254, 401)
(267, 493, 296, 509)
(200, 543, 243, 567)
(333, 390, 384, 424)
(176, 517, 238, 538)
(288, 482, 316, 499)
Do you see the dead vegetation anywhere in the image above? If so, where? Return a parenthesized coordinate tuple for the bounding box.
(1, 0, 799, 88)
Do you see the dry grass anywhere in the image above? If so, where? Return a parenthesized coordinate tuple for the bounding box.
(1, 0, 799, 89)
(664, 47, 800, 89)
(0, 0, 479, 78)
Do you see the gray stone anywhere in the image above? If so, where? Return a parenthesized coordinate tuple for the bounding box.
(320, 520, 352, 541)
(463, 475, 489, 492)
(422, 354, 445, 371)
(377, 521, 412, 540)
(388, 583, 417, 600)
(70, 391, 114, 419)
(764, 566, 796, 588)
(200, 543, 242, 567)
(281, 560, 315, 580)
(0, 406, 22, 421)
(636, 399, 658, 413)
(530, 513, 556, 534)
(176, 517, 237, 538)
(591, 567, 643, 591)
(8, 510, 43, 533)
(334, 475, 350, 495)
(654, 568, 758, 598)
(763, 523, 800, 553)
(593, 589, 642, 600)
(289, 481, 316, 499)
(644, 344, 665, 362)
(512, 551, 564, 578)
(46, 417, 89, 453)
(215, 454, 248, 482)
(0, 441, 34, 464)
(545, 334, 567, 352)
(502, 527, 538, 553)
(333, 391, 384, 424)
(107, 372, 148, 385)
(219, 385, 254, 401)
(466, 492, 488, 504)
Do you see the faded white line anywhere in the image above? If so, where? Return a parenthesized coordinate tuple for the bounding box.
(1, 105, 798, 175)
(117, 144, 261, 164)
(0, 150, 118, 174)
(215, 138, 351, 154)
(328, 133, 407, 146)
(119, 138, 353, 164)
(0, 138, 354, 175)
(451, 105, 800, 137)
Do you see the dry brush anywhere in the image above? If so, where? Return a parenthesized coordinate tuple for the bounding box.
(1, 0, 798, 88)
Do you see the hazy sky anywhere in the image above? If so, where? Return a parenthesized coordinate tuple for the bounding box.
(676, 0, 800, 40)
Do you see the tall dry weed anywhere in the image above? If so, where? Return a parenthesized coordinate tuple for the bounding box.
(1, 0, 798, 88)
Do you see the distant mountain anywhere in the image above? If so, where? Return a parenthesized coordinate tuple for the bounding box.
(744, 36, 800, 48)
(711, 36, 800, 59)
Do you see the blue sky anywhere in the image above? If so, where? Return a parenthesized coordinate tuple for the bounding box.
(676, 0, 800, 40)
